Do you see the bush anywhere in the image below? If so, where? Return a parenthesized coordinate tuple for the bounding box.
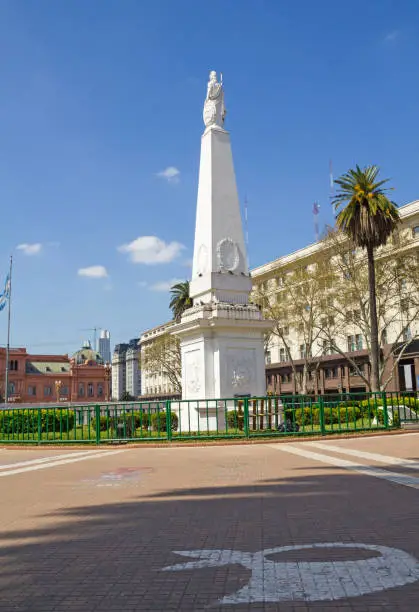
(91, 411, 150, 432)
(150, 411, 178, 432)
(292, 405, 361, 427)
(0, 408, 75, 435)
(227, 410, 245, 431)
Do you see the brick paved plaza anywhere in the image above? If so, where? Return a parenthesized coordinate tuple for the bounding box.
(0, 434, 419, 611)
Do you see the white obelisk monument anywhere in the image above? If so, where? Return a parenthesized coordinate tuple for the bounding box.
(173, 71, 271, 429)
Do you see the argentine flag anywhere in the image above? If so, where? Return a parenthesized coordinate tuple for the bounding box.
(0, 274, 11, 312)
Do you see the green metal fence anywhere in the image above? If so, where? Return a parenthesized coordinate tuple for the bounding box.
(0, 392, 417, 444)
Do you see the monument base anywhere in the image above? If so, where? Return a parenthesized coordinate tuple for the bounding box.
(171, 302, 272, 433)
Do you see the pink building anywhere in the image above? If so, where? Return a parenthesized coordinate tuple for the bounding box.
(0, 342, 111, 404)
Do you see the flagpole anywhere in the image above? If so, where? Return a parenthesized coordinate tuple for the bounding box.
(4, 255, 12, 405)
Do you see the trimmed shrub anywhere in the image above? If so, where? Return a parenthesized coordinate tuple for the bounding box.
(227, 410, 245, 431)
(0, 408, 75, 435)
(91, 411, 151, 433)
(150, 411, 178, 432)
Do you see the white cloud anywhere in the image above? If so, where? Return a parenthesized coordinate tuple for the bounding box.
(149, 278, 183, 292)
(78, 265, 108, 278)
(156, 166, 180, 183)
(118, 236, 185, 264)
(17, 243, 42, 256)
(384, 30, 399, 42)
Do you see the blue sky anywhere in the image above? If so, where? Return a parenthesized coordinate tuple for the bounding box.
(1, 0, 418, 355)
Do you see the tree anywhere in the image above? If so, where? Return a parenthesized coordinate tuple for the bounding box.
(169, 281, 192, 321)
(255, 261, 336, 394)
(332, 165, 400, 391)
(141, 333, 182, 395)
(120, 391, 136, 402)
(318, 228, 419, 390)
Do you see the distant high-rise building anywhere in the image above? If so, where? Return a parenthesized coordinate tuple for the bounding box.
(111, 339, 141, 400)
(98, 330, 111, 364)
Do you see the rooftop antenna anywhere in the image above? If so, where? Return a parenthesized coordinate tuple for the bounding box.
(313, 202, 320, 242)
(244, 195, 250, 269)
(329, 159, 334, 205)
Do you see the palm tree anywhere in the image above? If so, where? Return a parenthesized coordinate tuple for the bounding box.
(169, 280, 192, 321)
(332, 165, 400, 391)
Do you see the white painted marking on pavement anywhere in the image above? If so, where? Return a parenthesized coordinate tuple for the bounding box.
(308, 442, 419, 470)
(0, 449, 127, 477)
(162, 543, 419, 603)
(271, 444, 419, 490)
(0, 450, 103, 471)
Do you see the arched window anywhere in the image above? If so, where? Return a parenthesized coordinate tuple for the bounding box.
(87, 383, 94, 397)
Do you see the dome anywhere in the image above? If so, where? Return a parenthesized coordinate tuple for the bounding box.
(72, 340, 104, 366)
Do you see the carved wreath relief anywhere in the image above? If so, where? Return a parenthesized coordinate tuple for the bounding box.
(217, 238, 240, 272)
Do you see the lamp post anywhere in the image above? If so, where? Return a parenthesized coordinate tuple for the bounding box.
(104, 363, 111, 402)
(54, 379, 63, 404)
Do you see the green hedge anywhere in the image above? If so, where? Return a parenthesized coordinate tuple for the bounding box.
(0, 409, 75, 434)
(91, 411, 150, 432)
(150, 411, 178, 432)
(292, 405, 362, 426)
(227, 410, 245, 431)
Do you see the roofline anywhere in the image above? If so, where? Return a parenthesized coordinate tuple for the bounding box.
(251, 199, 419, 277)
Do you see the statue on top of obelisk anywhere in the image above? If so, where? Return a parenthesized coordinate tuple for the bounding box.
(203, 70, 226, 129)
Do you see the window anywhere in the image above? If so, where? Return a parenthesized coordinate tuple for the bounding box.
(279, 347, 286, 362)
(403, 327, 412, 342)
(298, 323, 304, 334)
(265, 351, 271, 365)
(381, 329, 388, 345)
(412, 226, 419, 238)
(322, 340, 335, 356)
(97, 384, 103, 397)
(300, 344, 307, 359)
(276, 276, 283, 287)
(61, 367, 66, 372)
(28, 386, 37, 396)
(279, 326, 289, 336)
(349, 363, 363, 377)
(9, 360, 18, 372)
(347, 335, 355, 352)
(8, 382, 15, 394)
(280, 373, 291, 384)
(87, 383, 94, 397)
(356, 334, 363, 350)
(46, 367, 51, 372)
(325, 367, 338, 379)
(44, 386, 52, 397)
(61, 386, 68, 396)
(78, 383, 85, 397)
(401, 298, 409, 313)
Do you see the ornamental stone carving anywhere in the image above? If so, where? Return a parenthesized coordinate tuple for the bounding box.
(203, 70, 226, 128)
(229, 351, 255, 390)
(186, 351, 201, 393)
(217, 238, 240, 272)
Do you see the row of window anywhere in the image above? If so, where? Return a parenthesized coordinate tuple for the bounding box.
(268, 363, 366, 386)
(23, 383, 104, 398)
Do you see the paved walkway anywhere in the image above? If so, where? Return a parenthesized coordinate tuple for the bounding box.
(0, 434, 419, 610)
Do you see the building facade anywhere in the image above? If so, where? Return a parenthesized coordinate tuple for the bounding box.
(111, 339, 141, 400)
(251, 200, 419, 396)
(0, 341, 111, 404)
(140, 321, 180, 398)
(97, 329, 111, 364)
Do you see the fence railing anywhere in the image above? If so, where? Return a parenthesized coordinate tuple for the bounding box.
(0, 392, 417, 444)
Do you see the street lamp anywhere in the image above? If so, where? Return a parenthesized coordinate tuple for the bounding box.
(55, 379, 63, 403)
